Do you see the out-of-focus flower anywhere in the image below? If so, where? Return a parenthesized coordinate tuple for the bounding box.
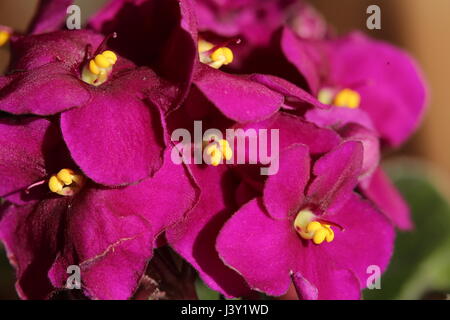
(0, 118, 198, 299)
(217, 142, 395, 299)
(280, 31, 428, 147)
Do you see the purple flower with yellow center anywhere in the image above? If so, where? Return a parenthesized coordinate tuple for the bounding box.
(0, 117, 197, 299)
(250, 74, 413, 230)
(0, 29, 175, 186)
(192, 37, 286, 123)
(216, 141, 395, 299)
(166, 102, 363, 298)
(280, 30, 428, 148)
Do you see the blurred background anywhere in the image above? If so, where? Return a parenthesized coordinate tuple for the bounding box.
(0, 0, 449, 300)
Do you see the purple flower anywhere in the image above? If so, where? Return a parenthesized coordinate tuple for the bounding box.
(0, 117, 197, 299)
(166, 165, 251, 298)
(250, 72, 413, 230)
(216, 142, 394, 299)
(281, 30, 428, 147)
(0, 29, 173, 186)
(88, 0, 198, 95)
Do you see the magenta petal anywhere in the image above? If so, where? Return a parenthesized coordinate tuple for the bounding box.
(0, 118, 56, 202)
(27, 0, 73, 34)
(167, 165, 250, 298)
(305, 106, 376, 133)
(293, 267, 361, 300)
(250, 74, 330, 110)
(338, 123, 380, 182)
(234, 112, 341, 156)
(328, 33, 428, 146)
(48, 152, 197, 300)
(281, 27, 322, 93)
(194, 65, 284, 123)
(0, 199, 70, 299)
(89, 0, 197, 91)
(217, 199, 298, 296)
(307, 141, 363, 213)
(263, 144, 310, 219)
(10, 30, 103, 71)
(321, 194, 395, 287)
(0, 63, 91, 115)
(363, 167, 413, 230)
(61, 92, 164, 186)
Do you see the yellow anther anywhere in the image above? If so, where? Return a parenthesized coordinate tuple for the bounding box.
(102, 50, 117, 64)
(294, 210, 335, 245)
(198, 39, 234, 69)
(89, 60, 100, 75)
(211, 47, 233, 65)
(94, 54, 111, 68)
(48, 169, 85, 196)
(306, 221, 322, 233)
(82, 50, 117, 86)
(313, 228, 328, 245)
(48, 176, 64, 193)
(204, 139, 233, 166)
(324, 225, 335, 242)
(56, 168, 75, 185)
(0, 30, 11, 47)
(333, 88, 361, 109)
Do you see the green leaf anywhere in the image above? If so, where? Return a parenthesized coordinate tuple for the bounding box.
(364, 162, 450, 300)
(195, 278, 221, 300)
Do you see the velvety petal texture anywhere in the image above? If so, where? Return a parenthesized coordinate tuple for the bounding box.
(0, 63, 91, 115)
(217, 198, 298, 296)
(61, 88, 165, 187)
(0, 118, 51, 199)
(263, 144, 310, 219)
(194, 65, 284, 123)
(362, 167, 412, 230)
(326, 32, 428, 146)
(0, 151, 197, 299)
(306, 141, 363, 214)
(166, 165, 250, 298)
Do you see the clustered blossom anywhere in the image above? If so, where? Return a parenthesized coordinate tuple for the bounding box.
(0, 0, 427, 300)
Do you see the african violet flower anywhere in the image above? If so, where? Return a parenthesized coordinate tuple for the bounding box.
(280, 30, 427, 148)
(0, 29, 172, 186)
(0, 117, 197, 299)
(250, 73, 412, 230)
(0, 0, 206, 187)
(217, 142, 395, 299)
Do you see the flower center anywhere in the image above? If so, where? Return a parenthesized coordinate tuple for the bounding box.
(81, 50, 117, 86)
(0, 29, 11, 47)
(318, 88, 361, 109)
(48, 169, 85, 196)
(203, 138, 233, 166)
(294, 209, 335, 245)
(198, 39, 234, 69)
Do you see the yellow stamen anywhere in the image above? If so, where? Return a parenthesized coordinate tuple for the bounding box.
(204, 139, 233, 166)
(198, 39, 234, 69)
(0, 30, 11, 47)
(294, 209, 335, 245)
(333, 88, 361, 109)
(48, 169, 85, 196)
(82, 50, 118, 86)
(317, 88, 334, 105)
